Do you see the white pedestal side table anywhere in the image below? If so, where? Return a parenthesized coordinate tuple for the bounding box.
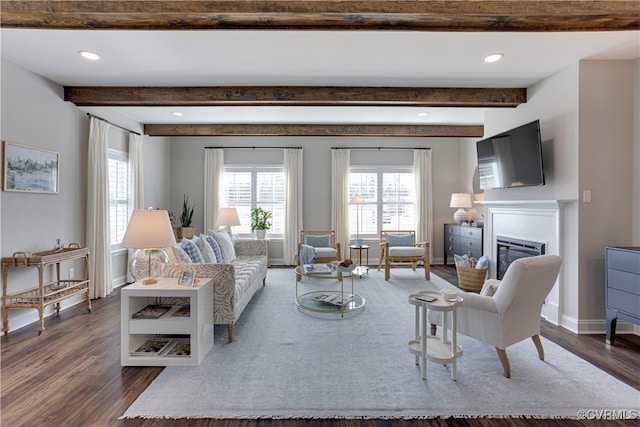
(408, 290, 463, 380)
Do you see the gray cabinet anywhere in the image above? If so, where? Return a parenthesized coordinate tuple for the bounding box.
(444, 224, 483, 265)
(605, 246, 640, 344)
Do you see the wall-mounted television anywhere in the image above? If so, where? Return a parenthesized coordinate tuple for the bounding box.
(476, 120, 545, 190)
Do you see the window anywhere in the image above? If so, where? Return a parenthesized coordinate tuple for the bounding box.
(223, 166, 285, 238)
(108, 149, 129, 247)
(349, 166, 415, 237)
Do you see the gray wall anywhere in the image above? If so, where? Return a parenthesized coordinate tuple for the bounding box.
(0, 59, 170, 331)
(167, 136, 464, 264)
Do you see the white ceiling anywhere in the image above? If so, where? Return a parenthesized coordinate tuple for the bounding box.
(2, 29, 639, 125)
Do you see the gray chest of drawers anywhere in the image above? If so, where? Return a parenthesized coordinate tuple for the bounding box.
(605, 246, 640, 344)
(444, 224, 483, 265)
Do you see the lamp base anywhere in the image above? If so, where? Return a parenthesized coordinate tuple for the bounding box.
(129, 248, 169, 285)
(453, 209, 469, 225)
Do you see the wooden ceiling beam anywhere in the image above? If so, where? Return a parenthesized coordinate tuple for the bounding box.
(2, 1, 638, 32)
(143, 123, 484, 137)
(65, 86, 526, 108)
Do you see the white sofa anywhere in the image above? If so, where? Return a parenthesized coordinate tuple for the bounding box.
(137, 239, 268, 343)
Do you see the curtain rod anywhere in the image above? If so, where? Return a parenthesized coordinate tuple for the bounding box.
(86, 113, 141, 136)
(205, 146, 302, 150)
(331, 147, 430, 150)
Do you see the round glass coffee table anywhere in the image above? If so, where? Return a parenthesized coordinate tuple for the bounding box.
(294, 265, 367, 317)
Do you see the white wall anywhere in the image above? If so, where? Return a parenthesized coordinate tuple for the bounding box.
(167, 136, 464, 264)
(0, 59, 171, 332)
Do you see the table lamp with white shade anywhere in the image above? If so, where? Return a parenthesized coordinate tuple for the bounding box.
(349, 195, 366, 247)
(449, 193, 473, 224)
(216, 207, 241, 237)
(122, 209, 177, 285)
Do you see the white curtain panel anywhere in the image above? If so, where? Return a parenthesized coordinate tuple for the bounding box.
(283, 148, 303, 265)
(204, 148, 224, 231)
(128, 132, 144, 211)
(126, 132, 144, 282)
(86, 118, 113, 299)
(414, 149, 433, 260)
(331, 148, 351, 259)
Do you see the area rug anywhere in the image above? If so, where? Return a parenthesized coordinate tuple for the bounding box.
(122, 268, 640, 420)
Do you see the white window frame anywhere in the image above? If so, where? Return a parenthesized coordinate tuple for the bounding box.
(222, 165, 285, 239)
(108, 148, 129, 251)
(349, 166, 415, 239)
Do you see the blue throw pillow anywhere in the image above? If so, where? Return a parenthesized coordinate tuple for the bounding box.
(172, 245, 192, 263)
(386, 234, 413, 247)
(454, 254, 471, 268)
(180, 238, 205, 263)
(304, 234, 330, 247)
(475, 255, 489, 270)
(203, 233, 223, 263)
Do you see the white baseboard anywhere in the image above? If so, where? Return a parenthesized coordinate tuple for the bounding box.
(558, 314, 638, 335)
(3, 293, 86, 334)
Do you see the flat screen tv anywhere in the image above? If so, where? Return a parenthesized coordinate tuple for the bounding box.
(476, 120, 545, 190)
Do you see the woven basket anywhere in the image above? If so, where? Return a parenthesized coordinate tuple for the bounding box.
(456, 259, 488, 292)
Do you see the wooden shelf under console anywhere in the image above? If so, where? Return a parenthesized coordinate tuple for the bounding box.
(2, 245, 91, 335)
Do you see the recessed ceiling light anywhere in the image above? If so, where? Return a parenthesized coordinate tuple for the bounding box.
(418, 112, 429, 117)
(78, 50, 100, 61)
(172, 111, 184, 117)
(484, 53, 504, 63)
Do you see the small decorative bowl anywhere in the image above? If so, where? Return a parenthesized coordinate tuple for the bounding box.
(440, 289, 458, 301)
(338, 264, 357, 273)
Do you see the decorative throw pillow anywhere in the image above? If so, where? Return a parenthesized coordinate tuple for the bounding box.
(220, 226, 234, 241)
(475, 255, 489, 270)
(172, 245, 192, 263)
(211, 230, 236, 262)
(386, 234, 413, 247)
(304, 234, 330, 248)
(480, 279, 501, 297)
(180, 238, 205, 263)
(202, 233, 222, 263)
(454, 254, 471, 267)
(196, 234, 217, 263)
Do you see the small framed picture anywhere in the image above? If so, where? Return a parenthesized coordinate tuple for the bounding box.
(178, 270, 196, 287)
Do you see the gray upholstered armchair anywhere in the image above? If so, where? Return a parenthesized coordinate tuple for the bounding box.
(430, 254, 562, 378)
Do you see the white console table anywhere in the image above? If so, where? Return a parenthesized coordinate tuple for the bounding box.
(121, 277, 213, 367)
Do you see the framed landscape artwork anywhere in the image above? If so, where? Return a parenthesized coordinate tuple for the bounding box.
(3, 141, 59, 193)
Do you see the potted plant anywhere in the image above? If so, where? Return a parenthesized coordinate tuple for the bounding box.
(250, 207, 272, 239)
(176, 194, 195, 239)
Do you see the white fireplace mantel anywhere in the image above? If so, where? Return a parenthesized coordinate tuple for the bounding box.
(477, 199, 576, 325)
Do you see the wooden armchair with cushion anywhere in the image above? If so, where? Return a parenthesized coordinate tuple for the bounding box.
(378, 230, 430, 281)
(297, 230, 341, 280)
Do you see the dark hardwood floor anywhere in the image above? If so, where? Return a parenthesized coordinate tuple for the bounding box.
(1, 265, 638, 427)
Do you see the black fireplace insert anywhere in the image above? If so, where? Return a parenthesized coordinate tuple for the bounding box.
(496, 237, 546, 280)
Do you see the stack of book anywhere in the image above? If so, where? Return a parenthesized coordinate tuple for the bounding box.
(131, 338, 191, 357)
